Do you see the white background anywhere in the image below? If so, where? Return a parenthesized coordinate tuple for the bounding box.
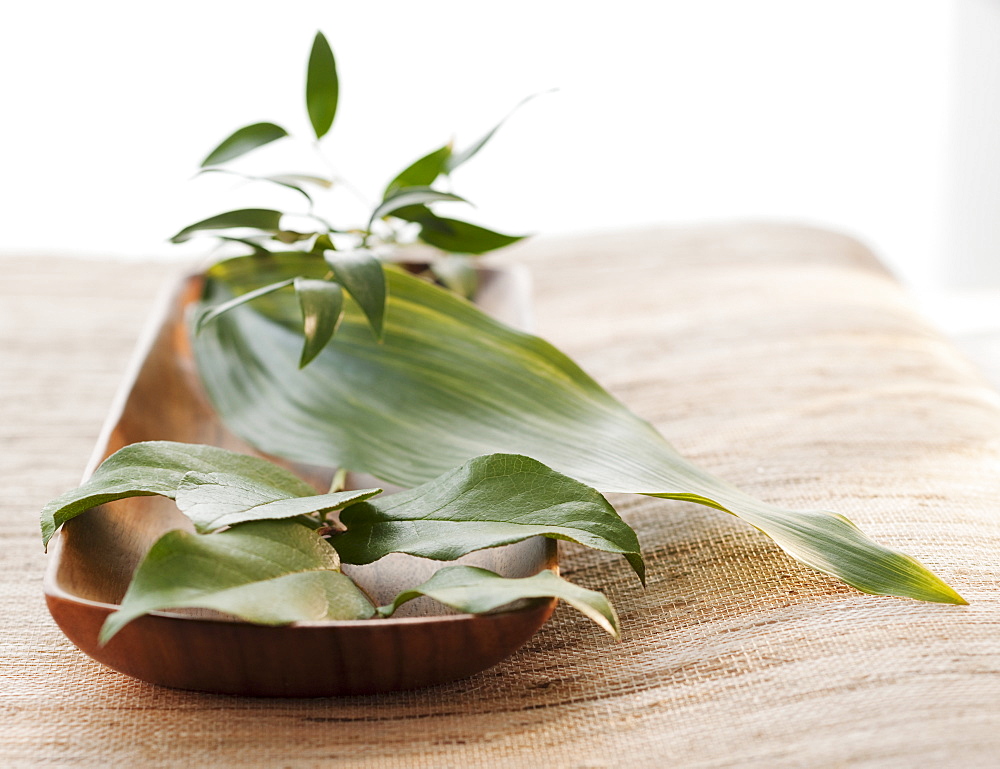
(1, 0, 997, 295)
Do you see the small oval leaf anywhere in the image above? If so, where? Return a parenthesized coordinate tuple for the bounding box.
(295, 277, 344, 367)
(201, 122, 289, 168)
(306, 32, 338, 140)
(383, 143, 453, 199)
(171, 209, 284, 244)
(378, 566, 620, 638)
(323, 250, 386, 339)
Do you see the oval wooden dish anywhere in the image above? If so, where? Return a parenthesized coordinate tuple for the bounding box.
(43, 265, 559, 697)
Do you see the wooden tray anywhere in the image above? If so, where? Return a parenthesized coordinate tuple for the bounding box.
(43, 265, 558, 697)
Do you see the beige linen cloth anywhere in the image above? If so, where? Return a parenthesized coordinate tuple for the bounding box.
(2, 224, 998, 767)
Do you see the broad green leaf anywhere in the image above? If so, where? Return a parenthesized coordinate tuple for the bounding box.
(201, 122, 289, 167)
(274, 230, 315, 244)
(306, 32, 338, 140)
(196, 278, 295, 333)
(369, 188, 467, 230)
(194, 254, 966, 605)
(418, 215, 526, 255)
(383, 143, 453, 199)
(294, 277, 344, 367)
(175, 471, 379, 532)
(99, 520, 375, 644)
(171, 209, 284, 244)
(378, 566, 620, 638)
(335, 453, 644, 582)
(323, 250, 386, 339)
(40, 441, 318, 547)
(430, 255, 479, 299)
(446, 92, 548, 173)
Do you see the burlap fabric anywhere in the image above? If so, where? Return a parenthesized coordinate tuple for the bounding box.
(2, 224, 998, 767)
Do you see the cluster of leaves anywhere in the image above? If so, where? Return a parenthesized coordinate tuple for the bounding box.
(174, 32, 530, 366)
(193, 253, 967, 607)
(42, 443, 635, 643)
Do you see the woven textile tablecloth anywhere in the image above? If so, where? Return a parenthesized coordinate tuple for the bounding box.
(2, 224, 999, 767)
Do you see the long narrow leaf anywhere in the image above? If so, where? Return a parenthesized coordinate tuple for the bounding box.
(335, 453, 644, 582)
(99, 520, 375, 644)
(201, 122, 289, 167)
(196, 278, 295, 333)
(171, 209, 284, 244)
(194, 255, 966, 605)
(369, 188, 467, 230)
(446, 92, 549, 173)
(294, 277, 344, 367)
(322, 250, 386, 339)
(418, 215, 526, 254)
(378, 566, 620, 638)
(306, 32, 338, 139)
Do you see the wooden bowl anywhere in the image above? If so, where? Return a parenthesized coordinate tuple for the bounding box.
(43, 266, 558, 697)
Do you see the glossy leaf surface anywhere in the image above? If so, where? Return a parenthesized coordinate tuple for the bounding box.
(99, 520, 375, 643)
(201, 122, 289, 167)
(306, 32, 338, 139)
(378, 566, 620, 638)
(194, 254, 966, 605)
(383, 143, 452, 198)
(323, 250, 386, 338)
(335, 453, 644, 582)
(417, 215, 525, 254)
(295, 277, 344, 367)
(369, 188, 467, 229)
(170, 209, 284, 243)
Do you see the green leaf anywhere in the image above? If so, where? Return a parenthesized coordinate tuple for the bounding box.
(216, 236, 272, 256)
(194, 255, 966, 605)
(335, 454, 644, 582)
(268, 173, 334, 189)
(323, 250, 386, 339)
(99, 520, 375, 644)
(40, 441, 318, 547)
(446, 92, 547, 173)
(306, 32, 338, 140)
(378, 566, 620, 638)
(383, 143, 453, 199)
(369, 188, 467, 230)
(175, 471, 379, 532)
(294, 277, 344, 367)
(430, 255, 479, 299)
(418, 215, 526, 255)
(200, 122, 289, 167)
(196, 278, 295, 333)
(171, 209, 284, 244)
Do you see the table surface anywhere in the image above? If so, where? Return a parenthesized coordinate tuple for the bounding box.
(3, 224, 999, 768)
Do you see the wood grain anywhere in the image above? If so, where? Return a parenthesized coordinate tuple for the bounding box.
(43, 267, 558, 696)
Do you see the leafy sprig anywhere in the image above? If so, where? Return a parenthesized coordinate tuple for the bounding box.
(42, 442, 636, 642)
(176, 31, 532, 366)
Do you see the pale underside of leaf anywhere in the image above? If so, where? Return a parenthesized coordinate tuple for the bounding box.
(41, 441, 319, 547)
(194, 254, 966, 605)
(378, 565, 620, 638)
(100, 520, 374, 644)
(175, 470, 380, 532)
